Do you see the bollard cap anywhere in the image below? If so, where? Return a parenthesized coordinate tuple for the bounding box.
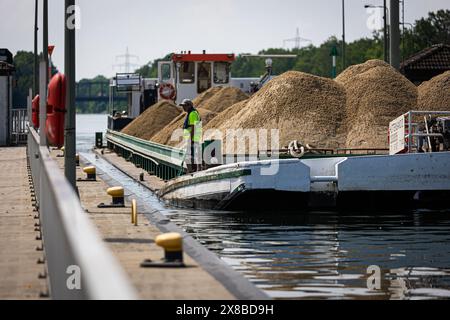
(155, 233, 183, 252)
(107, 186, 124, 198)
(83, 166, 96, 175)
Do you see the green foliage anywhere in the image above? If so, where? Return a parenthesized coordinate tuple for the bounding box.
(13, 51, 58, 108)
(76, 75, 110, 114)
(229, 10, 448, 78)
(13, 51, 35, 107)
(229, 36, 384, 79)
(402, 9, 450, 59)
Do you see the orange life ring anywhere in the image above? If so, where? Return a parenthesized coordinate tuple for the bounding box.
(159, 83, 176, 101)
(45, 73, 66, 148)
(32, 95, 40, 128)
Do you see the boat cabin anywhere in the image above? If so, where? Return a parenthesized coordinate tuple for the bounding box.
(158, 52, 236, 104)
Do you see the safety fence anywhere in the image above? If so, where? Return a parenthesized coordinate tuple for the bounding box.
(27, 127, 137, 300)
(10, 108, 28, 145)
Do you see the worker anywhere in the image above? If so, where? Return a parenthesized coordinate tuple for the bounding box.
(180, 99, 202, 173)
(428, 117, 439, 152)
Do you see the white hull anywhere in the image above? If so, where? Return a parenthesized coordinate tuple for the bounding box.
(158, 152, 450, 210)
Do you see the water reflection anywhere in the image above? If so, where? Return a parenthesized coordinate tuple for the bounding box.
(76, 114, 107, 153)
(168, 210, 450, 300)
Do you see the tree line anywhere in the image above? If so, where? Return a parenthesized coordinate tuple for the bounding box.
(136, 10, 449, 79)
(12, 10, 449, 113)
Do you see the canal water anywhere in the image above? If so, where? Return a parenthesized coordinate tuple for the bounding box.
(77, 114, 450, 300)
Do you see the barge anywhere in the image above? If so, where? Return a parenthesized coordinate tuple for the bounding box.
(104, 111, 450, 211)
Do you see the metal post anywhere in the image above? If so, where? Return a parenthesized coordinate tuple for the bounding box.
(65, 0, 77, 189)
(331, 46, 338, 78)
(408, 111, 412, 153)
(43, 0, 48, 83)
(40, 0, 48, 146)
(383, 0, 389, 63)
(390, 0, 400, 69)
(34, 0, 39, 97)
(39, 61, 47, 146)
(342, 0, 346, 70)
(401, 0, 405, 61)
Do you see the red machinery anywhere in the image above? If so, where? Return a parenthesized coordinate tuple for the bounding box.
(45, 73, 66, 148)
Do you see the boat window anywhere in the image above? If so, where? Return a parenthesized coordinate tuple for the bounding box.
(179, 62, 195, 83)
(214, 62, 230, 84)
(161, 64, 171, 81)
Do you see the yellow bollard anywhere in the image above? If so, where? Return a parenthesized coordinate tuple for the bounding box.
(97, 186, 126, 208)
(140, 232, 185, 268)
(155, 233, 183, 263)
(107, 186, 125, 206)
(131, 199, 138, 226)
(82, 166, 96, 180)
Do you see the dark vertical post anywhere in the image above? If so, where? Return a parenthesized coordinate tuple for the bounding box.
(342, 0, 346, 70)
(34, 0, 39, 97)
(383, 0, 389, 63)
(43, 0, 48, 80)
(401, 0, 405, 61)
(390, 0, 400, 69)
(65, 0, 76, 189)
(40, 0, 48, 146)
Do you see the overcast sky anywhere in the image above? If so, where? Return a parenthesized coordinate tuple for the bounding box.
(2, 0, 449, 80)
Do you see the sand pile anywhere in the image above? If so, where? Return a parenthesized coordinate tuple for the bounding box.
(151, 108, 217, 147)
(204, 71, 347, 152)
(151, 86, 249, 147)
(121, 100, 182, 141)
(204, 100, 249, 134)
(192, 87, 223, 107)
(193, 86, 249, 113)
(418, 71, 450, 111)
(336, 59, 417, 149)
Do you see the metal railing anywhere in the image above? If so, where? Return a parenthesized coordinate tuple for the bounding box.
(336, 148, 389, 155)
(405, 110, 450, 153)
(27, 127, 137, 300)
(106, 129, 185, 166)
(106, 129, 186, 180)
(10, 108, 28, 145)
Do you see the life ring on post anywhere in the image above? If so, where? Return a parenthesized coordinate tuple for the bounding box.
(32, 95, 40, 128)
(45, 73, 67, 148)
(159, 83, 176, 101)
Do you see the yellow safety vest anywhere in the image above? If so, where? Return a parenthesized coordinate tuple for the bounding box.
(183, 109, 202, 143)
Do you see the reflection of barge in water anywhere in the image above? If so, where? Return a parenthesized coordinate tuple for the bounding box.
(105, 111, 450, 210)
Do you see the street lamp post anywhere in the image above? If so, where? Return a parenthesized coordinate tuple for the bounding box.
(401, 0, 406, 61)
(39, 0, 49, 147)
(33, 0, 38, 97)
(384, 0, 389, 63)
(342, 0, 346, 70)
(390, 0, 401, 69)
